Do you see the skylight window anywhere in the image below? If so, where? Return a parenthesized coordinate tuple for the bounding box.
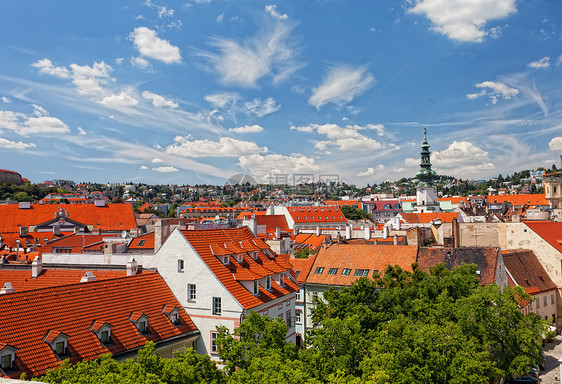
(328, 268, 338, 275)
(314, 267, 325, 274)
(137, 239, 146, 246)
(354, 269, 370, 277)
(341, 268, 351, 276)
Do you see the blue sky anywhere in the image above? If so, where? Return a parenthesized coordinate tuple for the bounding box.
(0, 0, 561, 186)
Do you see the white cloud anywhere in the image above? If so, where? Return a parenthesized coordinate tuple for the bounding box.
(153, 166, 179, 172)
(244, 97, 280, 117)
(116, 58, 124, 65)
(131, 27, 181, 64)
(140, 165, 149, 170)
(432, 141, 495, 173)
(77, 127, 86, 135)
(528, 56, 551, 68)
(205, 92, 240, 108)
(32, 58, 71, 79)
(0, 137, 36, 149)
(407, 0, 517, 43)
(98, 91, 139, 109)
(309, 64, 374, 109)
(265, 4, 288, 20)
(165, 136, 267, 157)
(1, 97, 11, 103)
(229, 125, 264, 133)
(70, 61, 113, 96)
(467, 81, 519, 103)
(152, 157, 164, 163)
(31, 104, 48, 117)
(198, 20, 301, 87)
(290, 123, 384, 151)
(237, 153, 321, 181)
(549, 137, 562, 151)
(142, 91, 178, 108)
(216, 13, 224, 22)
(23, 116, 70, 135)
(358, 168, 375, 177)
(557, 55, 562, 66)
(131, 56, 150, 69)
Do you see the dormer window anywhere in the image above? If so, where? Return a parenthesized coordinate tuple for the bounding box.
(162, 305, 182, 326)
(90, 321, 113, 345)
(43, 331, 70, 358)
(222, 255, 230, 265)
(253, 280, 259, 295)
(279, 273, 285, 286)
(250, 251, 258, 260)
(129, 312, 150, 335)
(0, 344, 17, 374)
(266, 276, 271, 290)
(235, 254, 244, 263)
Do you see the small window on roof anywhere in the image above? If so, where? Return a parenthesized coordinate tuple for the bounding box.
(137, 239, 146, 247)
(315, 267, 325, 274)
(328, 268, 338, 275)
(341, 268, 351, 276)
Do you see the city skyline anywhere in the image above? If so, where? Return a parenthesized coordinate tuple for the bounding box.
(0, 0, 561, 186)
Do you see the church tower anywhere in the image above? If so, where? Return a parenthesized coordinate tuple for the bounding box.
(415, 128, 440, 213)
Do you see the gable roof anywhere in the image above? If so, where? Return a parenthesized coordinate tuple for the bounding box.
(502, 249, 556, 294)
(288, 256, 317, 284)
(285, 206, 347, 224)
(254, 215, 290, 235)
(0, 203, 137, 233)
(0, 273, 197, 379)
(524, 221, 562, 254)
(399, 212, 459, 224)
(294, 233, 330, 251)
(305, 244, 418, 286)
(417, 247, 500, 285)
(127, 232, 155, 250)
(180, 227, 298, 310)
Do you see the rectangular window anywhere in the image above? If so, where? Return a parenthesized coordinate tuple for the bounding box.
(188, 284, 196, 301)
(286, 310, 292, 327)
(101, 331, 109, 343)
(55, 341, 65, 355)
(312, 291, 318, 299)
(544, 296, 548, 307)
(296, 290, 301, 301)
(138, 239, 146, 247)
(295, 309, 302, 324)
(266, 276, 271, 290)
(552, 294, 555, 305)
(327, 268, 338, 275)
(341, 268, 351, 276)
(253, 280, 259, 295)
(139, 321, 147, 334)
(280, 273, 285, 286)
(211, 332, 218, 354)
(213, 297, 222, 315)
(178, 259, 184, 272)
(1, 354, 11, 370)
(278, 303, 284, 310)
(314, 267, 325, 274)
(536, 299, 540, 309)
(171, 313, 180, 325)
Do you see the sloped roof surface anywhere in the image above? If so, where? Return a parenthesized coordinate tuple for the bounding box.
(0, 273, 197, 379)
(502, 249, 556, 293)
(286, 206, 346, 223)
(417, 247, 500, 285)
(399, 212, 459, 224)
(0, 203, 137, 232)
(181, 227, 298, 310)
(524, 221, 562, 254)
(305, 244, 418, 286)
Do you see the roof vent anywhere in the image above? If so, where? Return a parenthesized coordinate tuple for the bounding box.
(1, 282, 15, 294)
(476, 270, 481, 275)
(32, 256, 43, 278)
(18, 201, 31, 209)
(80, 271, 97, 283)
(94, 200, 106, 207)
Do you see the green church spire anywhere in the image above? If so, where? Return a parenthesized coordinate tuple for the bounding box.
(415, 127, 437, 187)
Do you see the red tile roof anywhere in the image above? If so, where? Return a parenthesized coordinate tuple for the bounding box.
(524, 221, 562, 254)
(128, 232, 155, 250)
(286, 206, 347, 224)
(180, 227, 298, 310)
(254, 215, 290, 235)
(0, 273, 197, 379)
(0, 268, 147, 292)
(305, 244, 418, 286)
(294, 233, 330, 251)
(399, 212, 459, 224)
(288, 256, 316, 284)
(0, 203, 137, 233)
(39, 233, 120, 253)
(502, 249, 556, 293)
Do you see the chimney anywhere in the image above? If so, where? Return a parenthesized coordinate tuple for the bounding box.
(80, 271, 97, 282)
(127, 257, 138, 276)
(53, 225, 60, 236)
(452, 217, 459, 248)
(0, 282, 15, 294)
(345, 225, 352, 240)
(393, 234, 399, 245)
(154, 219, 171, 252)
(32, 256, 43, 278)
(18, 202, 31, 209)
(19, 226, 28, 237)
(383, 225, 389, 239)
(316, 226, 321, 236)
(364, 226, 371, 240)
(336, 233, 342, 243)
(104, 242, 116, 255)
(275, 227, 281, 239)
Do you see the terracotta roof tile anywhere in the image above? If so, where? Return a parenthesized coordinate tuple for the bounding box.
(286, 206, 347, 224)
(502, 249, 557, 293)
(524, 221, 562, 254)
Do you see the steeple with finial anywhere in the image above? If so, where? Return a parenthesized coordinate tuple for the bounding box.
(415, 127, 437, 187)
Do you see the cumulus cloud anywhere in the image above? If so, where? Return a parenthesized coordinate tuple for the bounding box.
(142, 91, 178, 108)
(32, 58, 71, 78)
(131, 27, 181, 64)
(357, 167, 380, 177)
(265, 4, 288, 20)
(0, 137, 36, 149)
(198, 19, 301, 87)
(528, 56, 551, 68)
(165, 136, 267, 157)
(77, 127, 86, 135)
(131, 56, 150, 69)
(0, 110, 70, 136)
(140, 165, 148, 170)
(466, 81, 519, 103)
(309, 64, 374, 109)
(151, 157, 164, 163)
(1, 97, 11, 103)
(237, 153, 321, 181)
(407, 0, 517, 43)
(153, 166, 179, 172)
(98, 91, 139, 109)
(290, 123, 384, 152)
(229, 125, 264, 133)
(244, 97, 280, 117)
(433, 141, 495, 172)
(549, 137, 562, 151)
(69, 61, 113, 96)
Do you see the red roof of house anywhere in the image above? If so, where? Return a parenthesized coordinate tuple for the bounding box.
(0, 273, 197, 379)
(39, 233, 120, 253)
(524, 221, 562, 254)
(399, 212, 459, 224)
(128, 232, 155, 250)
(294, 233, 330, 251)
(0, 203, 137, 233)
(254, 215, 290, 235)
(288, 256, 317, 284)
(180, 227, 298, 310)
(286, 206, 347, 224)
(0, 268, 146, 292)
(502, 249, 556, 294)
(305, 244, 418, 286)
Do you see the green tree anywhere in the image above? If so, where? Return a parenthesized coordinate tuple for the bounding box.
(341, 206, 370, 220)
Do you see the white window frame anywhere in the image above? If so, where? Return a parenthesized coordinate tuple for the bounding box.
(266, 276, 272, 290)
(188, 284, 197, 301)
(253, 280, 259, 295)
(210, 331, 218, 354)
(280, 273, 285, 286)
(296, 290, 301, 301)
(212, 297, 222, 315)
(178, 259, 185, 272)
(0, 354, 12, 371)
(295, 309, 302, 324)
